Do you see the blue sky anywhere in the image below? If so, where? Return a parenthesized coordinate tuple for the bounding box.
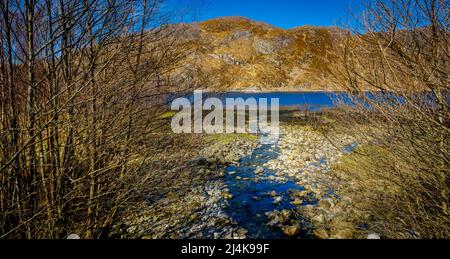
(167, 0, 354, 29)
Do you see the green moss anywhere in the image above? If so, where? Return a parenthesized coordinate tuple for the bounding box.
(352, 145, 391, 159)
(159, 111, 176, 119)
(334, 145, 391, 174)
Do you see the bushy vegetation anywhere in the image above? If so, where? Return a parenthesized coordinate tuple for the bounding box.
(0, 0, 200, 239)
(327, 0, 449, 238)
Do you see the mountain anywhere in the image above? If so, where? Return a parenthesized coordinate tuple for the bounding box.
(176, 16, 345, 91)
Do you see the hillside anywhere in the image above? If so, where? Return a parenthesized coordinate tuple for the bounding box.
(177, 16, 345, 91)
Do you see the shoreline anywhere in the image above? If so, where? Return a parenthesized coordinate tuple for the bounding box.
(194, 88, 390, 94)
(204, 88, 342, 93)
(112, 120, 375, 239)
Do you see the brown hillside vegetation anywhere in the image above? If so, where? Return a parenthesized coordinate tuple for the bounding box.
(177, 16, 346, 91)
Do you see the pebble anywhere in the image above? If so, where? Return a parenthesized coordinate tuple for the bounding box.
(273, 196, 283, 204)
(255, 166, 265, 174)
(291, 198, 303, 206)
(314, 229, 329, 239)
(283, 225, 301, 237)
(367, 233, 381, 239)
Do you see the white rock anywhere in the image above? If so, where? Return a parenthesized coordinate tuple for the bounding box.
(67, 234, 81, 239)
(367, 233, 381, 239)
(273, 196, 283, 204)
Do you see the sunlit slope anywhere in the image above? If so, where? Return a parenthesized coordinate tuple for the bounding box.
(178, 16, 344, 91)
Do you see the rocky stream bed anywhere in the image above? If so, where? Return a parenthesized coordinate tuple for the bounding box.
(112, 123, 378, 239)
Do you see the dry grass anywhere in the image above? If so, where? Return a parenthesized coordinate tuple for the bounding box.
(315, 109, 450, 239)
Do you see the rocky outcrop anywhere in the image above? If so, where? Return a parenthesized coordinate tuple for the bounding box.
(208, 53, 245, 65)
(223, 30, 252, 42)
(253, 38, 276, 54)
(174, 16, 344, 91)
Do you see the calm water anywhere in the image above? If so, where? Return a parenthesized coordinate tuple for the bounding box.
(175, 92, 351, 111)
(172, 91, 448, 111)
(206, 92, 347, 109)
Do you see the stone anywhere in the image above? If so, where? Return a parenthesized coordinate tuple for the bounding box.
(291, 198, 303, 206)
(296, 190, 309, 197)
(280, 210, 291, 220)
(255, 166, 264, 174)
(189, 214, 199, 221)
(266, 216, 280, 227)
(253, 39, 275, 54)
(236, 228, 248, 236)
(222, 192, 233, 200)
(67, 234, 80, 239)
(318, 198, 334, 210)
(314, 229, 329, 239)
(266, 210, 290, 227)
(275, 171, 284, 177)
(311, 214, 325, 224)
(367, 233, 381, 239)
(283, 225, 301, 237)
(273, 196, 283, 204)
(330, 229, 354, 239)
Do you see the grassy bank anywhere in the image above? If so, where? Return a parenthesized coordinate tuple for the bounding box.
(311, 110, 450, 239)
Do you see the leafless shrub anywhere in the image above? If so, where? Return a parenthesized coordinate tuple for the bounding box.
(0, 0, 202, 239)
(327, 0, 449, 238)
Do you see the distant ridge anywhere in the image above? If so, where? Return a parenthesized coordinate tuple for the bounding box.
(172, 16, 344, 91)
